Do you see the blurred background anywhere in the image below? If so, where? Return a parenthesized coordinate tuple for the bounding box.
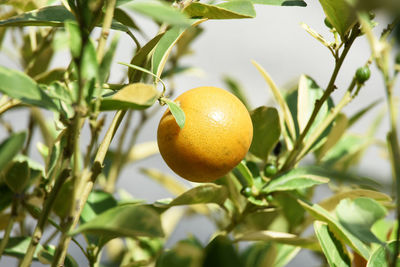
(1, 0, 399, 265)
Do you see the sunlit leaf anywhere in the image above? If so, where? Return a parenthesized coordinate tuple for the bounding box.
(261, 167, 329, 194)
(336, 197, 387, 244)
(155, 184, 228, 208)
(122, 0, 191, 27)
(299, 199, 370, 259)
(99, 83, 160, 111)
(235, 230, 319, 250)
(367, 241, 400, 267)
(184, 1, 256, 19)
(0, 67, 57, 110)
(251, 0, 306, 6)
(318, 0, 356, 39)
(314, 221, 351, 267)
(71, 204, 164, 239)
(164, 99, 186, 129)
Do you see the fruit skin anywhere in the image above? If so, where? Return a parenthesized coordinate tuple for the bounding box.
(264, 163, 278, 177)
(355, 66, 371, 84)
(157, 86, 253, 183)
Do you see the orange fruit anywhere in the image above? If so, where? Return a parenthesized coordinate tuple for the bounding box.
(157, 86, 253, 183)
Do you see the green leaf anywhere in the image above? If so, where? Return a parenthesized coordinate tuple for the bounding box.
(316, 113, 348, 161)
(1, 237, 42, 260)
(291, 75, 334, 151)
(155, 184, 228, 208)
(4, 161, 30, 193)
(65, 20, 81, 58)
(99, 83, 160, 111)
(129, 33, 164, 83)
(0, 67, 57, 110)
(235, 230, 318, 250)
(35, 68, 66, 85)
(274, 192, 305, 231)
(262, 167, 329, 194)
(156, 238, 203, 267)
(314, 221, 351, 267)
(122, 0, 191, 27)
(0, 132, 26, 172)
(240, 209, 279, 231)
(318, 189, 391, 212)
(298, 199, 371, 259)
(318, 0, 356, 39)
(164, 99, 186, 129)
(0, 5, 130, 32)
(81, 190, 118, 224)
(250, 0, 306, 6)
(37, 245, 78, 267)
(234, 160, 254, 187)
(184, 1, 256, 19)
(336, 197, 387, 244)
(367, 241, 400, 267)
(203, 235, 242, 267)
(70, 204, 164, 239)
(152, 20, 205, 78)
(99, 34, 119, 85)
(274, 244, 301, 267)
(320, 134, 371, 170)
(250, 106, 281, 160)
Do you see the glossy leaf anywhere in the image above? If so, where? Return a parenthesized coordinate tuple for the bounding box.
(0, 67, 57, 110)
(155, 184, 228, 208)
(128, 33, 164, 83)
(250, 106, 281, 160)
(71, 204, 164, 239)
(233, 160, 254, 187)
(314, 221, 351, 267)
(316, 113, 348, 161)
(99, 83, 159, 111)
(274, 244, 301, 267)
(203, 235, 242, 267)
(367, 241, 400, 267)
(251, 0, 306, 6)
(0, 132, 26, 171)
(0, 5, 129, 31)
(261, 167, 329, 194)
(318, 0, 356, 39)
(99, 34, 119, 85)
(164, 99, 186, 129)
(184, 1, 255, 19)
(1, 237, 42, 260)
(318, 189, 391, 212)
(235, 230, 318, 250)
(292, 75, 334, 151)
(299, 199, 370, 259)
(336, 197, 387, 244)
(122, 1, 191, 27)
(53, 178, 74, 219)
(81, 190, 118, 224)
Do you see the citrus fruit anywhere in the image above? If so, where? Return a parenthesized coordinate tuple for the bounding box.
(157, 86, 253, 183)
